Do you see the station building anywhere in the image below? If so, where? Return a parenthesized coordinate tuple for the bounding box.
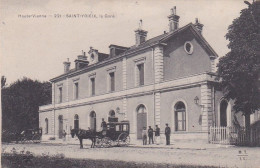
(39, 7, 247, 142)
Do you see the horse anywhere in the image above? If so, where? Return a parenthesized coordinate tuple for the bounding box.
(70, 129, 97, 149)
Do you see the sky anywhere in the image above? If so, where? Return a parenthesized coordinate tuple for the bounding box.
(0, 0, 247, 84)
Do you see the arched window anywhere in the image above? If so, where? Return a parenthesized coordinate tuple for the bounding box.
(90, 111, 96, 131)
(175, 101, 186, 131)
(45, 118, 48, 134)
(109, 110, 115, 117)
(74, 114, 79, 129)
(137, 104, 146, 113)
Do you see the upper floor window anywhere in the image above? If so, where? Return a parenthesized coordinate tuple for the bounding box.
(91, 78, 95, 96)
(137, 63, 144, 86)
(184, 41, 194, 55)
(58, 87, 62, 103)
(134, 57, 146, 87)
(74, 82, 79, 99)
(106, 66, 116, 92)
(109, 72, 115, 92)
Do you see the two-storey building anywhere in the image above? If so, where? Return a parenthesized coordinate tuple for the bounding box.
(39, 7, 246, 142)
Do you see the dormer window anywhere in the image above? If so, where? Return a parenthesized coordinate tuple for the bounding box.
(90, 53, 95, 61)
(184, 41, 193, 55)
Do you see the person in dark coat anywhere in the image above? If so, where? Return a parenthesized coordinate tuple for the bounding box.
(165, 123, 171, 145)
(148, 126, 154, 144)
(155, 125, 160, 145)
(101, 118, 107, 131)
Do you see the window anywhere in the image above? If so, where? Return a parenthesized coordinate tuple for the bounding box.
(109, 72, 115, 92)
(175, 101, 186, 131)
(109, 110, 115, 117)
(74, 114, 79, 129)
(91, 78, 95, 96)
(137, 63, 144, 86)
(74, 82, 79, 99)
(45, 118, 48, 134)
(58, 87, 62, 103)
(184, 41, 194, 55)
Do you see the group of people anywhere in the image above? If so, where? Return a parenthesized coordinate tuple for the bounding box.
(101, 118, 173, 146)
(142, 123, 171, 145)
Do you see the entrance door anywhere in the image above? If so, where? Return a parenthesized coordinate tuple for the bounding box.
(220, 100, 228, 127)
(136, 104, 147, 139)
(58, 115, 63, 139)
(90, 111, 96, 131)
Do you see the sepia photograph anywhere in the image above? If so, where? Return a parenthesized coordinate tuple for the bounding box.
(1, 0, 260, 167)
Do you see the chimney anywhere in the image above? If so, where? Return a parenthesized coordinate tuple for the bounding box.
(194, 18, 204, 34)
(135, 19, 148, 46)
(168, 6, 180, 32)
(75, 50, 89, 70)
(63, 58, 71, 73)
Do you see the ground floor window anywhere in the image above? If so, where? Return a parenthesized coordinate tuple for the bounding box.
(74, 114, 79, 129)
(90, 111, 96, 131)
(45, 118, 48, 134)
(109, 110, 115, 117)
(175, 101, 186, 131)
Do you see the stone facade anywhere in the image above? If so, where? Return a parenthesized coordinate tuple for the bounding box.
(39, 8, 246, 143)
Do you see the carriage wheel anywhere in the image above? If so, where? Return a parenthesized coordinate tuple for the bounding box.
(101, 137, 112, 148)
(117, 133, 130, 147)
(20, 137, 27, 144)
(123, 135, 130, 146)
(32, 135, 41, 143)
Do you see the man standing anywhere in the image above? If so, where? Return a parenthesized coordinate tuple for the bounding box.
(155, 125, 160, 145)
(142, 127, 147, 145)
(165, 123, 171, 145)
(101, 118, 107, 131)
(148, 126, 154, 144)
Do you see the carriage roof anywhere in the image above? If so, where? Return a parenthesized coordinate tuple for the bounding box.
(107, 120, 130, 126)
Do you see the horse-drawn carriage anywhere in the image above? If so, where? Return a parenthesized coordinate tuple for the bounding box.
(95, 120, 130, 148)
(71, 120, 130, 148)
(18, 128, 42, 143)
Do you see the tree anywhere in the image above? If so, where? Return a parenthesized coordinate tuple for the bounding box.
(1, 77, 52, 134)
(217, 1, 260, 131)
(1, 76, 7, 88)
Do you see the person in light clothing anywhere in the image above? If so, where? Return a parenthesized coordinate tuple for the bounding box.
(142, 127, 147, 145)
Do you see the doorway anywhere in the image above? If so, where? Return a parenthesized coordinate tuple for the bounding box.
(136, 104, 147, 139)
(58, 115, 63, 139)
(220, 100, 228, 127)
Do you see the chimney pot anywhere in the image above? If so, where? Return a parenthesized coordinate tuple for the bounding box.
(135, 19, 148, 46)
(168, 6, 180, 32)
(63, 58, 71, 73)
(194, 18, 204, 34)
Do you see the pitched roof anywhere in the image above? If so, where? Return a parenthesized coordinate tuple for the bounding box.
(50, 23, 218, 82)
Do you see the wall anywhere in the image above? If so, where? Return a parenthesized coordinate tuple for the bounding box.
(164, 29, 211, 81)
(126, 94, 154, 137)
(126, 49, 154, 89)
(54, 60, 123, 103)
(214, 89, 244, 127)
(160, 86, 202, 133)
(55, 79, 67, 104)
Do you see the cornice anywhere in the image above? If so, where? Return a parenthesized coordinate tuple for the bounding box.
(39, 72, 217, 113)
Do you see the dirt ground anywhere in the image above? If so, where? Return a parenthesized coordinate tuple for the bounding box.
(2, 142, 260, 168)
